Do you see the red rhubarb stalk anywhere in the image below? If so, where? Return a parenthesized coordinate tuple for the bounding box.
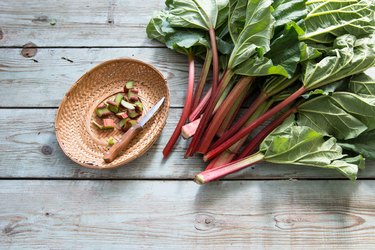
(182, 81, 236, 139)
(185, 69, 234, 157)
(205, 100, 273, 170)
(203, 86, 306, 161)
(163, 54, 195, 158)
(211, 91, 268, 148)
(198, 76, 254, 153)
(208, 28, 219, 92)
(237, 106, 297, 159)
(192, 51, 212, 111)
(195, 152, 265, 184)
(216, 87, 249, 137)
(189, 88, 211, 122)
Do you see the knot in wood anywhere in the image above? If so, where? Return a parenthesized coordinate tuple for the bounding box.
(194, 213, 216, 231)
(41, 145, 53, 155)
(21, 42, 37, 58)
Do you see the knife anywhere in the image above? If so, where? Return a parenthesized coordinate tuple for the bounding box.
(103, 97, 165, 163)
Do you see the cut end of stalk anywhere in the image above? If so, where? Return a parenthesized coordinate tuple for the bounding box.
(203, 155, 209, 162)
(162, 149, 170, 159)
(194, 174, 206, 185)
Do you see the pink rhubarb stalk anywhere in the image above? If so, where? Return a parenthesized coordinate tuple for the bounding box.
(189, 88, 211, 122)
(211, 91, 268, 149)
(195, 152, 265, 184)
(216, 88, 248, 137)
(163, 54, 195, 158)
(192, 51, 212, 111)
(198, 76, 254, 154)
(237, 106, 297, 159)
(205, 100, 273, 170)
(204, 86, 306, 161)
(185, 69, 234, 157)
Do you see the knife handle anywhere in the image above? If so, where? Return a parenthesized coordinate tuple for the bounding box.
(103, 124, 142, 163)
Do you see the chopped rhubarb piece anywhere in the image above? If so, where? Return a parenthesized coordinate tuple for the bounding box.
(120, 100, 135, 110)
(134, 101, 143, 113)
(107, 100, 119, 113)
(114, 93, 124, 106)
(130, 88, 139, 94)
(97, 103, 106, 109)
(122, 119, 137, 132)
(102, 118, 115, 130)
(108, 137, 116, 146)
(128, 110, 141, 119)
(96, 108, 112, 118)
(116, 112, 128, 119)
(128, 91, 139, 102)
(119, 117, 130, 128)
(124, 81, 134, 93)
(92, 121, 103, 129)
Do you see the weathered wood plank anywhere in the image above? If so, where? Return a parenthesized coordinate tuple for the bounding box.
(1, 180, 375, 249)
(0, 0, 164, 47)
(1, 49, 374, 108)
(0, 48, 201, 107)
(1, 109, 374, 179)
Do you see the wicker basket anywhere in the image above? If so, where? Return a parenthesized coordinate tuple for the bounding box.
(55, 58, 170, 169)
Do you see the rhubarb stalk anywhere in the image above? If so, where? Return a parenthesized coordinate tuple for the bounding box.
(205, 100, 273, 170)
(212, 91, 268, 148)
(192, 51, 212, 110)
(182, 81, 236, 139)
(189, 88, 211, 122)
(195, 152, 265, 184)
(237, 106, 297, 159)
(216, 86, 249, 137)
(208, 28, 219, 92)
(163, 54, 195, 158)
(198, 76, 255, 153)
(185, 69, 235, 157)
(204, 86, 306, 161)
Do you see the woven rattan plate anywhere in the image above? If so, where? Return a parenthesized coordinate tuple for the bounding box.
(55, 58, 170, 169)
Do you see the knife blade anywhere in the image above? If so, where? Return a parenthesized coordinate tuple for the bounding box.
(103, 97, 165, 163)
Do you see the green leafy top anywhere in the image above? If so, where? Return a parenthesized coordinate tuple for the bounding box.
(147, 10, 209, 56)
(260, 117, 360, 180)
(300, 0, 375, 44)
(228, 0, 274, 69)
(165, 0, 229, 30)
(146, 10, 175, 44)
(302, 34, 375, 89)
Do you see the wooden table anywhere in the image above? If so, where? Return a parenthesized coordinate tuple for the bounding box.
(1, 1, 375, 248)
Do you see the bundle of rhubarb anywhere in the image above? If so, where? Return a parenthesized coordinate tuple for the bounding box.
(147, 0, 375, 183)
(93, 81, 144, 145)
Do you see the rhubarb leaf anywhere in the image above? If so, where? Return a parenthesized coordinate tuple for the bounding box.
(297, 94, 368, 140)
(302, 34, 375, 90)
(300, 0, 375, 44)
(165, 30, 208, 55)
(146, 10, 175, 44)
(228, 0, 275, 69)
(272, 0, 307, 30)
(349, 72, 375, 95)
(339, 130, 375, 160)
(165, 0, 229, 30)
(260, 118, 359, 180)
(228, 0, 247, 42)
(265, 22, 301, 77)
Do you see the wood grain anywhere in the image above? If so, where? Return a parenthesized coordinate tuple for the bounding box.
(1, 108, 374, 179)
(0, 0, 164, 47)
(1, 180, 375, 249)
(0, 48, 202, 108)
